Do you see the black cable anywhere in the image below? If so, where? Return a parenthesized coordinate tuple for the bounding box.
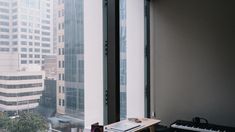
(200, 117, 208, 124)
(192, 117, 208, 124)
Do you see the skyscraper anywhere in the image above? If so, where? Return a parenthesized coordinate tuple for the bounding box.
(64, 0, 84, 118)
(55, 0, 84, 119)
(0, 0, 53, 65)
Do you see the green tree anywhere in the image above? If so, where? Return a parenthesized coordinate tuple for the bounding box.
(0, 113, 11, 132)
(0, 112, 48, 132)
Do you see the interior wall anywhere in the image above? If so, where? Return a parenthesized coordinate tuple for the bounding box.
(151, 0, 235, 126)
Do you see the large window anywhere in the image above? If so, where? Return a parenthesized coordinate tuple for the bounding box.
(0, 0, 146, 131)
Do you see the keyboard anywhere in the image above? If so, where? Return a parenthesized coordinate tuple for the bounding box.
(171, 120, 235, 132)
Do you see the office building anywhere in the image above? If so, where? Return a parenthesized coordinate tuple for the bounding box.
(0, 0, 53, 65)
(55, 0, 84, 118)
(55, 0, 65, 114)
(0, 53, 45, 115)
(38, 78, 56, 117)
(0, 0, 10, 52)
(38, 55, 56, 117)
(64, 0, 84, 117)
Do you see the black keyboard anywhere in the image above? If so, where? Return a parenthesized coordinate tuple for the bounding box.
(171, 120, 235, 132)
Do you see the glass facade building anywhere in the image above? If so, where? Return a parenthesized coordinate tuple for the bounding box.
(64, 0, 84, 119)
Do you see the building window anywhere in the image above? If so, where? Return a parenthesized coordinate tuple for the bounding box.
(59, 99, 61, 106)
(62, 99, 65, 106)
(58, 61, 61, 68)
(58, 74, 61, 80)
(59, 86, 61, 93)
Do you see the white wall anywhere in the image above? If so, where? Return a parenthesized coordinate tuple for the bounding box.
(84, 0, 104, 129)
(151, 0, 235, 126)
(126, 0, 145, 118)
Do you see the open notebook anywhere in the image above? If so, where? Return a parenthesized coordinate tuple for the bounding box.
(109, 122, 141, 132)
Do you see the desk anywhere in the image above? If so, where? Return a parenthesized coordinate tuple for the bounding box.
(104, 118, 160, 132)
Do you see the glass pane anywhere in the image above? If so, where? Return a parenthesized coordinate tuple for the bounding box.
(120, 0, 127, 120)
(0, 0, 95, 131)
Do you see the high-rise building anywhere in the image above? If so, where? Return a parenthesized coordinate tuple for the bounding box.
(64, 0, 84, 118)
(0, 0, 10, 52)
(55, 0, 84, 119)
(55, 0, 65, 114)
(38, 55, 57, 117)
(0, 53, 45, 115)
(0, 0, 53, 65)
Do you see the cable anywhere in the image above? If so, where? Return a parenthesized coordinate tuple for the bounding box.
(192, 117, 208, 124)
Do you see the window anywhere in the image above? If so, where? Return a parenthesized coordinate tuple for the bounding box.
(12, 35, 18, 39)
(34, 30, 40, 34)
(58, 74, 61, 80)
(62, 86, 65, 93)
(0, 28, 9, 32)
(21, 60, 27, 64)
(12, 28, 17, 32)
(0, 14, 9, 20)
(21, 0, 40, 9)
(21, 54, 27, 58)
(35, 42, 40, 46)
(12, 41, 18, 45)
(0, 35, 9, 39)
(0, 8, 9, 13)
(35, 60, 40, 64)
(42, 49, 50, 53)
(21, 22, 27, 26)
(0, 21, 9, 26)
(21, 28, 27, 32)
(34, 48, 40, 52)
(35, 36, 40, 40)
(42, 43, 50, 47)
(21, 35, 27, 39)
(42, 31, 50, 36)
(0, 0, 147, 131)
(59, 86, 61, 93)
(0, 48, 9, 52)
(34, 55, 40, 58)
(21, 41, 27, 45)
(59, 99, 61, 106)
(21, 48, 27, 52)
(42, 37, 50, 42)
(0, 41, 9, 45)
(58, 61, 61, 68)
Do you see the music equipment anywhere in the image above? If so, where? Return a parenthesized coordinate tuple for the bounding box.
(171, 120, 235, 132)
(91, 122, 103, 132)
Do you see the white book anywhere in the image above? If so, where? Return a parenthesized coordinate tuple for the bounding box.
(109, 122, 140, 132)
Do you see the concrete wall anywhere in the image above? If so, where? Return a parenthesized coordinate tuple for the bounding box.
(151, 0, 235, 126)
